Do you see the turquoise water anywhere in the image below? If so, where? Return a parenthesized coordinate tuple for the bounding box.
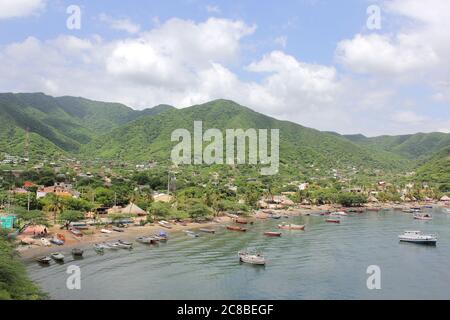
(27, 208, 450, 300)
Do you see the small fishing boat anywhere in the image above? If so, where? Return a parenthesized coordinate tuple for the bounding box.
(112, 226, 125, 233)
(100, 229, 112, 234)
(158, 221, 173, 229)
(37, 256, 51, 264)
(70, 228, 83, 237)
(271, 215, 282, 219)
(235, 218, 248, 224)
(227, 226, 247, 232)
(414, 213, 433, 221)
(278, 223, 305, 231)
(199, 228, 216, 234)
(71, 248, 84, 257)
(51, 252, 65, 262)
(238, 251, 266, 265)
(136, 236, 156, 244)
(402, 209, 413, 213)
(94, 244, 105, 254)
(330, 211, 348, 216)
(184, 230, 200, 238)
(50, 238, 64, 246)
(264, 232, 282, 237)
(153, 231, 168, 242)
(104, 242, 120, 250)
(326, 218, 341, 224)
(399, 231, 437, 245)
(40, 238, 51, 247)
(117, 240, 133, 249)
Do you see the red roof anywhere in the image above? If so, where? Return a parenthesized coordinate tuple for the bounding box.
(23, 181, 36, 188)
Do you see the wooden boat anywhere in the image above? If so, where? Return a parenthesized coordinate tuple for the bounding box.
(104, 242, 120, 250)
(117, 240, 133, 249)
(94, 244, 105, 254)
(264, 232, 282, 237)
(37, 256, 51, 264)
(414, 213, 433, 221)
(184, 230, 200, 238)
(112, 226, 125, 233)
(271, 215, 282, 219)
(238, 251, 266, 265)
(235, 218, 248, 224)
(227, 226, 247, 232)
(153, 231, 168, 241)
(158, 221, 173, 229)
(51, 252, 65, 261)
(70, 228, 83, 237)
(278, 223, 305, 231)
(50, 238, 64, 246)
(199, 228, 216, 234)
(71, 248, 84, 257)
(326, 218, 341, 224)
(40, 238, 51, 247)
(136, 236, 156, 244)
(330, 211, 348, 216)
(100, 229, 112, 234)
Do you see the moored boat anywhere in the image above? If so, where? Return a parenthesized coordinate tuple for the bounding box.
(414, 213, 433, 221)
(37, 256, 51, 264)
(199, 228, 216, 234)
(100, 229, 112, 234)
(112, 226, 125, 232)
(398, 231, 437, 245)
(238, 251, 266, 265)
(235, 218, 249, 224)
(184, 230, 200, 238)
(278, 223, 305, 231)
(227, 226, 247, 232)
(40, 238, 51, 247)
(94, 243, 106, 253)
(50, 238, 64, 246)
(264, 232, 282, 237)
(72, 248, 84, 257)
(326, 218, 341, 224)
(117, 240, 133, 249)
(158, 221, 173, 229)
(330, 211, 348, 216)
(270, 215, 282, 219)
(136, 236, 156, 244)
(51, 252, 65, 261)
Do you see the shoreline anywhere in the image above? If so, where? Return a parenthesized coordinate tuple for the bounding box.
(18, 200, 448, 261)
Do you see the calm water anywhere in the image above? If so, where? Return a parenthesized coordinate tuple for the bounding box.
(28, 208, 450, 300)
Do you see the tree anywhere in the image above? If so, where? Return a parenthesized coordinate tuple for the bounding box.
(41, 194, 64, 224)
(188, 203, 212, 221)
(58, 210, 85, 227)
(148, 202, 171, 218)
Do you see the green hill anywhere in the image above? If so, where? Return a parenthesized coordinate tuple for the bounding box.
(413, 146, 450, 190)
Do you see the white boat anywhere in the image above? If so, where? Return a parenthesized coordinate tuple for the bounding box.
(398, 231, 437, 245)
(184, 230, 200, 238)
(414, 213, 433, 221)
(94, 243, 106, 253)
(101, 229, 113, 234)
(104, 242, 120, 250)
(116, 240, 133, 249)
(238, 251, 266, 265)
(330, 211, 348, 216)
(40, 238, 51, 247)
(51, 252, 65, 261)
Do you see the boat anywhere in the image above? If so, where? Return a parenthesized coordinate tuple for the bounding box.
(158, 221, 173, 229)
(330, 211, 348, 216)
(264, 232, 282, 237)
(235, 218, 248, 224)
(40, 238, 51, 247)
(414, 213, 433, 221)
(112, 226, 125, 232)
(100, 229, 112, 234)
(227, 226, 247, 232)
(94, 244, 105, 254)
(56, 233, 66, 242)
(70, 228, 83, 237)
(184, 230, 200, 238)
(104, 242, 120, 250)
(37, 256, 51, 264)
(238, 251, 266, 265)
(398, 231, 437, 245)
(71, 248, 84, 257)
(326, 218, 341, 224)
(271, 215, 282, 219)
(136, 236, 156, 244)
(199, 228, 216, 234)
(117, 240, 133, 249)
(402, 209, 414, 213)
(153, 231, 168, 242)
(278, 223, 305, 231)
(50, 238, 64, 246)
(51, 252, 65, 261)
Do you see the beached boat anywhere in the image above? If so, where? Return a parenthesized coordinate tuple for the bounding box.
(70, 228, 83, 237)
(270, 215, 282, 219)
(100, 229, 112, 234)
(184, 230, 200, 238)
(199, 228, 216, 234)
(37, 256, 51, 264)
(51, 252, 65, 261)
(136, 236, 156, 244)
(264, 232, 282, 237)
(235, 218, 249, 224)
(399, 231, 437, 245)
(112, 226, 125, 233)
(414, 213, 433, 221)
(153, 231, 169, 241)
(238, 251, 266, 265)
(330, 211, 348, 216)
(94, 244, 105, 254)
(104, 242, 120, 250)
(72, 248, 84, 257)
(40, 238, 51, 247)
(278, 223, 305, 231)
(227, 226, 247, 232)
(158, 221, 173, 229)
(326, 218, 341, 224)
(117, 240, 133, 249)
(50, 238, 64, 246)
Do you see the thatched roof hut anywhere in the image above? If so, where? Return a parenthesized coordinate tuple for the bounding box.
(121, 203, 147, 216)
(441, 195, 450, 202)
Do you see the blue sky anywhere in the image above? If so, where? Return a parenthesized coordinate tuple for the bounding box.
(0, 0, 449, 136)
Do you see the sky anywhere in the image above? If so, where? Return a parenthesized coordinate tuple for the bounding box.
(0, 0, 449, 136)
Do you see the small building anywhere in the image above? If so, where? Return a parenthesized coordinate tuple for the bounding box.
(153, 193, 174, 203)
(0, 215, 16, 229)
(441, 195, 450, 202)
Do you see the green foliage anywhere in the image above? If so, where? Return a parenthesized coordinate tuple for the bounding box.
(148, 202, 172, 218)
(58, 210, 85, 224)
(187, 203, 212, 220)
(337, 193, 367, 207)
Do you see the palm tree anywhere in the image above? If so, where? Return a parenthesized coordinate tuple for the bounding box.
(43, 194, 64, 225)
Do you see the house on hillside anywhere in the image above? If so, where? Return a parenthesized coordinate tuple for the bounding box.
(36, 182, 80, 199)
(153, 193, 174, 203)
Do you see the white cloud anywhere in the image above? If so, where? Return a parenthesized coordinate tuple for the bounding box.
(99, 13, 141, 34)
(392, 111, 427, 125)
(0, 0, 46, 19)
(206, 5, 221, 14)
(274, 36, 287, 48)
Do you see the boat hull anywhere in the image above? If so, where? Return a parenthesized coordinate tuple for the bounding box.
(264, 232, 282, 237)
(227, 226, 247, 232)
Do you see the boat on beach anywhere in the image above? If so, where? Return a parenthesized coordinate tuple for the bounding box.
(330, 211, 348, 216)
(51, 252, 65, 262)
(264, 232, 282, 237)
(94, 243, 106, 253)
(235, 218, 249, 224)
(199, 228, 216, 234)
(50, 238, 64, 246)
(112, 226, 125, 232)
(227, 226, 247, 232)
(104, 242, 120, 250)
(326, 218, 341, 224)
(238, 250, 266, 265)
(278, 223, 305, 231)
(136, 236, 156, 244)
(399, 231, 437, 245)
(116, 240, 133, 249)
(158, 221, 173, 229)
(37, 256, 51, 264)
(70, 228, 83, 237)
(414, 213, 433, 221)
(72, 248, 84, 257)
(40, 238, 51, 247)
(101, 229, 112, 234)
(185, 230, 200, 238)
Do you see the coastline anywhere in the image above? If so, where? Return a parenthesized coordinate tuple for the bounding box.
(18, 200, 447, 261)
